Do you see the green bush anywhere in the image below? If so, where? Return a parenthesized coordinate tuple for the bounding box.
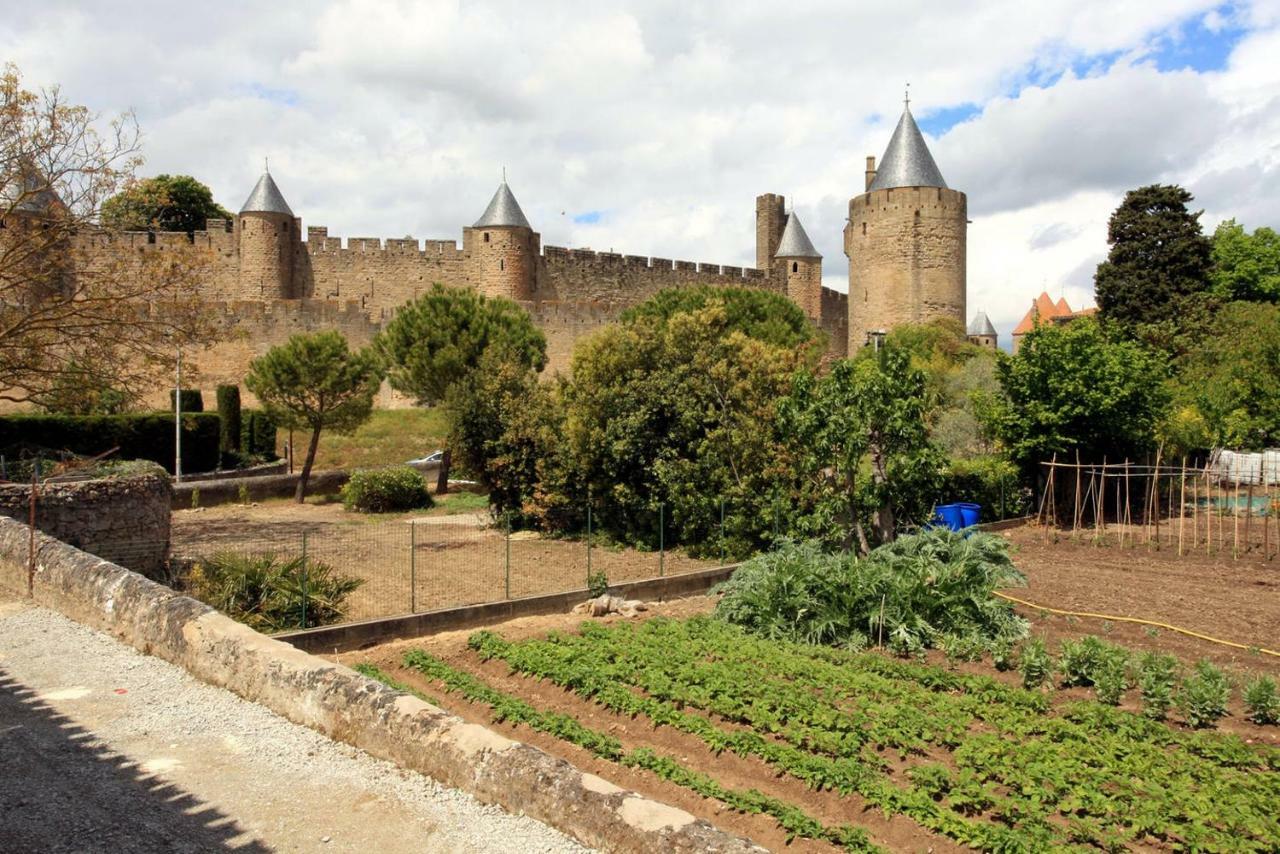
(240, 409, 279, 460)
(1243, 675, 1279, 725)
(713, 529, 1028, 650)
(341, 466, 433, 513)
(216, 384, 242, 459)
(1179, 660, 1231, 728)
(0, 412, 221, 474)
(940, 455, 1028, 520)
(1018, 637, 1053, 689)
(1137, 652, 1179, 720)
(169, 388, 204, 413)
(185, 551, 363, 632)
(1058, 636, 1107, 687)
(1093, 647, 1131, 705)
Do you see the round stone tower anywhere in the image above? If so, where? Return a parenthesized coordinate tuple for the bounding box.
(845, 105, 966, 350)
(237, 170, 297, 300)
(774, 211, 823, 322)
(463, 180, 539, 300)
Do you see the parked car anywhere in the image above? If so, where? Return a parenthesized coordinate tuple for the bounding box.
(406, 450, 445, 466)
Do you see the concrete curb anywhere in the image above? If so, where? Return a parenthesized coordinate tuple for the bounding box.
(0, 517, 763, 853)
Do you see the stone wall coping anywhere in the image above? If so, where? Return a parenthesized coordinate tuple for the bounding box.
(0, 516, 763, 853)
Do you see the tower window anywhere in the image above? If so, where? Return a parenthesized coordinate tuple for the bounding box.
(484, 232, 490, 242)
(499, 259, 505, 271)
(281, 222, 288, 233)
(861, 222, 866, 236)
(791, 262, 798, 273)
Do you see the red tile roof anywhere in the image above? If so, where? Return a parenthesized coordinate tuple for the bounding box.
(1012, 291, 1073, 335)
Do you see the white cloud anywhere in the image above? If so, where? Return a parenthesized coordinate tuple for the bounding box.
(3, 0, 1278, 338)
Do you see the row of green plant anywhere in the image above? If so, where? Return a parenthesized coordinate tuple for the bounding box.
(382, 653, 882, 852)
(465, 617, 1279, 851)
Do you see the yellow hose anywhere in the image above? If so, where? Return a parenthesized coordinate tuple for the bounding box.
(994, 591, 1280, 658)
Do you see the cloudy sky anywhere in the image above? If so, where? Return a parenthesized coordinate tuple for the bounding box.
(5, 0, 1280, 342)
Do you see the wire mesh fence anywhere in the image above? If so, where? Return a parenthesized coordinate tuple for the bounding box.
(166, 502, 727, 632)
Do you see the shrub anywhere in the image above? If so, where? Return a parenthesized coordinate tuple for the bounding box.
(216, 384, 242, 459)
(169, 388, 204, 413)
(1059, 636, 1107, 687)
(1093, 648, 1131, 705)
(1179, 660, 1231, 728)
(342, 466, 433, 513)
(185, 551, 363, 631)
(940, 455, 1027, 521)
(1018, 637, 1053, 689)
(1243, 675, 1279, 725)
(587, 570, 609, 598)
(1137, 652, 1178, 720)
(989, 636, 1016, 672)
(0, 412, 221, 474)
(713, 529, 1028, 650)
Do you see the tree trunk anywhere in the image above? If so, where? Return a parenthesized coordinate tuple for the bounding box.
(435, 447, 451, 495)
(295, 427, 322, 503)
(869, 441, 896, 544)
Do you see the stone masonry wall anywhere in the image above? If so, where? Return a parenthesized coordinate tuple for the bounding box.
(301, 228, 470, 312)
(845, 186, 966, 351)
(818, 287, 849, 359)
(538, 247, 776, 307)
(0, 472, 170, 579)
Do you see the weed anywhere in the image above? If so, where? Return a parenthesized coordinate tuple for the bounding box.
(238, 482, 250, 505)
(1136, 652, 1178, 720)
(1243, 676, 1279, 725)
(190, 486, 200, 509)
(942, 634, 986, 667)
(587, 570, 609, 598)
(1143, 626, 1160, 639)
(185, 551, 362, 632)
(1179, 660, 1231, 728)
(989, 636, 1016, 672)
(1018, 637, 1053, 690)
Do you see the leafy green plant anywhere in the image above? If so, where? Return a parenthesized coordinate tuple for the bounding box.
(587, 570, 609, 598)
(341, 466, 433, 513)
(942, 633, 986, 667)
(1179, 660, 1232, 728)
(714, 530, 1027, 651)
(1137, 652, 1178, 720)
(190, 486, 200, 509)
(1018, 637, 1052, 690)
(989, 636, 1016, 672)
(1059, 636, 1106, 687)
(1092, 648, 1131, 706)
(1243, 676, 1279, 725)
(184, 551, 363, 632)
(238, 482, 250, 505)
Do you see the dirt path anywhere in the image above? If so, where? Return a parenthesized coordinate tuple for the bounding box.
(0, 599, 590, 854)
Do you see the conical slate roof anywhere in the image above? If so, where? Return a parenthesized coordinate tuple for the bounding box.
(473, 181, 531, 229)
(774, 212, 821, 258)
(967, 310, 997, 337)
(2, 160, 63, 214)
(868, 108, 947, 191)
(239, 172, 294, 216)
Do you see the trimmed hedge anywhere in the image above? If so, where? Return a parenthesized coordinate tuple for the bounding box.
(240, 409, 279, 461)
(341, 466, 433, 513)
(0, 412, 221, 474)
(217, 385, 242, 456)
(169, 388, 204, 413)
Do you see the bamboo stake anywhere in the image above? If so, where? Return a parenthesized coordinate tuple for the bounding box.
(1166, 471, 1174, 548)
(1178, 458, 1187, 557)
(1123, 459, 1133, 549)
(1246, 483, 1254, 554)
(1073, 450, 1083, 534)
(1099, 457, 1107, 542)
(1234, 479, 1241, 560)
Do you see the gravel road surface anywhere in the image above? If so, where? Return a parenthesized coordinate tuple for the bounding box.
(0, 599, 592, 854)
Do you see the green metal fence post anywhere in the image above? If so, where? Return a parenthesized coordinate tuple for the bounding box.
(719, 497, 726, 565)
(410, 520, 417, 614)
(586, 494, 593, 586)
(300, 531, 308, 629)
(504, 512, 511, 600)
(659, 502, 665, 578)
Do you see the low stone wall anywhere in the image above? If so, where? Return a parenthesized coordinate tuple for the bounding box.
(177, 461, 288, 483)
(0, 517, 762, 854)
(173, 462, 441, 509)
(0, 473, 170, 579)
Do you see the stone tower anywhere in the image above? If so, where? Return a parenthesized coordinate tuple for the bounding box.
(1, 160, 70, 302)
(755, 193, 786, 272)
(845, 105, 966, 350)
(463, 180, 539, 300)
(774, 211, 822, 321)
(967, 310, 997, 349)
(238, 171, 297, 300)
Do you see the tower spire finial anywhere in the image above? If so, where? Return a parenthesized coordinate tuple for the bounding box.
(264, 156, 269, 174)
(904, 82, 910, 110)
(502, 165, 507, 183)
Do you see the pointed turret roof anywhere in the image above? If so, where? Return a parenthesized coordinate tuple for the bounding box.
(967, 310, 997, 337)
(774, 212, 821, 259)
(868, 108, 947, 191)
(239, 171, 294, 216)
(2, 159, 63, 214)
(473, 181, 531, 229)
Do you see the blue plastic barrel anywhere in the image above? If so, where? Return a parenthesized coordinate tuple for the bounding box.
(958, 502, 981, 529)
(933, 504, 964, 531)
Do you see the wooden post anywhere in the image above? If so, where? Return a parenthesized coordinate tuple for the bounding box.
(1234, 479, 1241, 560)
(1098, 457, 1107, 543)
(1073, 451, 1083, 534)
(1178, 459, 1187, 557)
(1246, 483, 1255, 553)
(1123, 460, 1133, 548)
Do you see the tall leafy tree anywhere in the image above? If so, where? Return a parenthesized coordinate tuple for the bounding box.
(1210, 219, 1280, 303)
(992, 317, 1168, 470)
(100, 173, 232, 233)
(245, 330, 382, 502)
(374, 284, 546, 492)
(1095, 184, 1213, 340)
(619, 285, 822, 352)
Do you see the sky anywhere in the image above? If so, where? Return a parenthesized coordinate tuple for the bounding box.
(4, 0, 1280, 343)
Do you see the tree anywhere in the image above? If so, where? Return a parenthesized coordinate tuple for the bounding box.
(1094, 184, 1213, 339)
(619, 285, 822, 352)
(245, 330, 382, 502)
(100, 173, 232, 234)
(374, 284, 546, 492)
(0, 64, 216, 407)
(779, 348, 944, 553)
(1170, 301, 1280, 448)
(1210, 219, 1280, 304)
(992, 317, 1168, 470)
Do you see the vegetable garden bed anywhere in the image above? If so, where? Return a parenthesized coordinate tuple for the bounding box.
(361, 615, 1280, 852)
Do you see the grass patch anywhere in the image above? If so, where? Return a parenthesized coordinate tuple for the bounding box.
(282, 408, 449, 471)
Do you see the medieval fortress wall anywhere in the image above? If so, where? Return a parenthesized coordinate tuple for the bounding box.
(56, 104, 964, 404)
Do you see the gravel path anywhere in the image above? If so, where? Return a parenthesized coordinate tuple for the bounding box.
(0, 600, 592, 854)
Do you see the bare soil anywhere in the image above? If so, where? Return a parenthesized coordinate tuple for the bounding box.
(172, 499, 714, 622)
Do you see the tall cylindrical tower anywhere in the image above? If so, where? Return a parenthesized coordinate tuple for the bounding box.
(465, 180, 539, 300)
(774, 212, 823, 322)
(845, 106, 966, 350)
(237, 171, 297, 300)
